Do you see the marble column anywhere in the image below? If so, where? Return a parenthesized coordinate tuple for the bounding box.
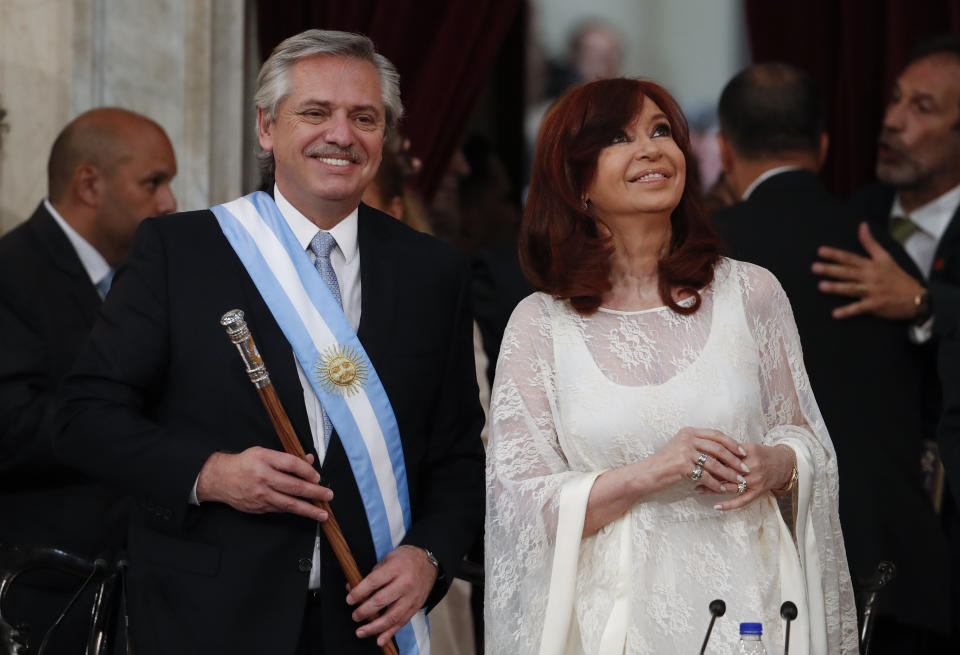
(0, 0, 250, 234)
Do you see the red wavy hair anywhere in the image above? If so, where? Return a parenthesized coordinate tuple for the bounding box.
(520, 78, 721, 314)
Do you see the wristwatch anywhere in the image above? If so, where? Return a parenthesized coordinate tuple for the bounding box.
(424, 548, 441, 575)
(913, 288, 932, 324)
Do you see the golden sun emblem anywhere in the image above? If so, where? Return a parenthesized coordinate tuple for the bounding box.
(314, 344, 369, 397)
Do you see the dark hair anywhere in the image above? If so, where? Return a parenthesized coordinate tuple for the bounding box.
(907, 34, 960, 130)
(718, 62, 823, 159)
(908, 33, 960, 67)
(520, 77, 721, 315)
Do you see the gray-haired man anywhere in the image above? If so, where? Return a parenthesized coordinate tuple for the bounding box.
(57, 30, 484, 655)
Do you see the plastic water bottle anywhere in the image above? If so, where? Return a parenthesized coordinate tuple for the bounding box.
(732, 622, 767, 654)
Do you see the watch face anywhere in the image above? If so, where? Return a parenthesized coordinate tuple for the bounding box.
(915, 290, 932, 323)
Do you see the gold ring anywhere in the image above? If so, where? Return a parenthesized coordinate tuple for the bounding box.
(690, 464, 704, 481)
(696, 453, 708, 467)
(737, 480, 748, 495)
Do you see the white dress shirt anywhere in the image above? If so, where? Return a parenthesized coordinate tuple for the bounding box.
(45, 199, 113, 298)
(891, 183, 960, 342)
(275, 186, 362, 589)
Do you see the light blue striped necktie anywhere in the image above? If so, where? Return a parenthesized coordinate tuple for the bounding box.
(308, 231, 341, 449)
(96, 269, 115, 299)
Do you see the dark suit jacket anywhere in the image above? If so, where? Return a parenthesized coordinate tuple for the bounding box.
(471, 241, 531, 387)
(0, 203, 127, 653)
(714, 170, 951, 633)
(848, 184, 960, 512)
(0, 202, 126, 556)
(56, 203, 485, 655)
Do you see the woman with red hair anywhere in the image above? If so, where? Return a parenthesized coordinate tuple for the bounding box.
(485, 78, 858, 654)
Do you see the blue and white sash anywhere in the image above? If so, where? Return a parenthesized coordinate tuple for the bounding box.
(212, 192, 429, 655)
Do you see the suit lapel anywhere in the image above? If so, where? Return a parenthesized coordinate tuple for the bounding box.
(29, 204, 102, 323)
(355, 204, 397, 368)
(932, 203, 960, 281)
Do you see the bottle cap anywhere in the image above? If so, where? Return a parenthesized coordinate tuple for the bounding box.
(739, 622, 763, 635)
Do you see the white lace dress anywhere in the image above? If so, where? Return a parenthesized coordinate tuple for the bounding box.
(485, 259, 858, 655)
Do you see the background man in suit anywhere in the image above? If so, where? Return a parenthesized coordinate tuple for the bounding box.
(814, 36, 960, 503)
(814, 36, 960, 647)
(713, 63, 952, 653)
(0, 107, 176, 653)
(56, 30, 484, 655)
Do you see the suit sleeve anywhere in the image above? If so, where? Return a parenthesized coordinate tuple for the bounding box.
(55, 218, 213, 522)
(938, 334, 960, 508)
(932, 261, 960, 506)
(0, 300, 61, 475)
(398, 258, 485, 607)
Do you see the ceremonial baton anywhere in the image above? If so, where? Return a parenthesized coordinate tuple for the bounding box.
(221, 309, 399, 655)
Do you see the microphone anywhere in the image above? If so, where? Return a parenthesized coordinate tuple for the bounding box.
(698, 599, 726, 655)
(780, 601, 798, 655)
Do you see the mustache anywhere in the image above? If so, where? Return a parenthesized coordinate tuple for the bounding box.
(877, 128, 904, 153)
(304, 145, 364, 164)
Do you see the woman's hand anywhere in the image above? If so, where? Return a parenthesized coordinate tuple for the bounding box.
(583, 426, 748, 537)
(649, 427, 748, 495)
(712, 443, 796, 511)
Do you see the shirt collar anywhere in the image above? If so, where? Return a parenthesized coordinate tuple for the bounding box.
(273, 185, 359, 263)
(741, 165, 804, 201)
(890, 182, 960, 241)
(44, 198, 112, 286)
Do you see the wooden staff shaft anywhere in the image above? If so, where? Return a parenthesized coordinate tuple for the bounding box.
(222, 310, 398, 655)
(255, 385, 363, 585)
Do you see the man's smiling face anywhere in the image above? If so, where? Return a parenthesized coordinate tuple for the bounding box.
(258, 55, 386, 221)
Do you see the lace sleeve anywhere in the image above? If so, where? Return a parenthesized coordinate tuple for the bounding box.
(738, 263, 860, 654)
(485, 294, 600, 654)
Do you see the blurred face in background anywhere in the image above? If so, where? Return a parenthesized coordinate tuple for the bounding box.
(573, 26, 622, 81)
(97, 124, 177, 265)
(876, 54, 960, 202)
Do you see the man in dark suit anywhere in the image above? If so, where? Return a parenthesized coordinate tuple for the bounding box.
(713, 62, 952, 653)
(0, 108, 177, 653)
(814, 36, 960, 648)
(56, 30, 484, 655)
(813, 34, 960, 501)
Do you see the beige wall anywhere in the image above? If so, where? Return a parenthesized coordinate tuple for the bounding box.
(0, 0, 249, 234)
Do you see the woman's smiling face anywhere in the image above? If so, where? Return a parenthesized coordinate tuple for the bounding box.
(584, 96, 686, 222)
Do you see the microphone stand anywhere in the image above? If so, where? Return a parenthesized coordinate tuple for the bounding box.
(222, 310, 399, 655)
(780, 601, 798, 655)
(698, 599, 726, 655)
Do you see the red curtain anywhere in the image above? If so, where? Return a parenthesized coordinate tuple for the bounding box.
(744, 0, 960, 196)
(257, 0, 522, 200)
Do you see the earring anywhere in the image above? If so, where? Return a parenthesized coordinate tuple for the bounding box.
(581, 196, 590, 210)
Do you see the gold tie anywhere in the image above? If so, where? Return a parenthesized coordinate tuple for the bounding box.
(890, 215, 920, 244)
